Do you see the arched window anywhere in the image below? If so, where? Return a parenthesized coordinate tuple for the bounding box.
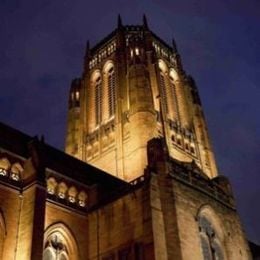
(198, 214, 225, 260)
(103, 61, 116, 122)
(107, 66, 116, 118)
(95, 76, 102, 126)
(44, 223, 78, 260)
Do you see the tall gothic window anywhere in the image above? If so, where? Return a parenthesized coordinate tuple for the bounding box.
(198, 215, 224, 260)
(108, 66, 116, 118)
(95, 76, 102, 126)
(43, 233, 69, 260)
(159, 71, 168, 114)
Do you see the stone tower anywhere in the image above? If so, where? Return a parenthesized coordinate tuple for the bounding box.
(0, 16, 252, 260)
(65, 15, 217, 181)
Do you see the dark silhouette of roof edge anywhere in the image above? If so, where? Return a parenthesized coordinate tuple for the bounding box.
(0, 121, 129, 189)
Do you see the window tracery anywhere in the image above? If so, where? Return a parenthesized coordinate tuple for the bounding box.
(43, 233, 69, 260)
(198, 215, 225, 260)
(44, 223, 78, 260)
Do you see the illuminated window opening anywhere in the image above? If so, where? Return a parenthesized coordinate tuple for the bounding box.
(159, 72, 168, 114)
(130, 49, 133, 58)
(177, 137, 182, 146)
(108, 67, 116, 118)
(75, 91, 79, 101)
(43, 233, 69, 260)
(95, 76, 102, 126)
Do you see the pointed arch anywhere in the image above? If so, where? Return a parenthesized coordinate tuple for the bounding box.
(103, 60, 116, 121)
(44, 222, 78, 260)
(89, 69, 102, 131)
(196, 204, 225, 241)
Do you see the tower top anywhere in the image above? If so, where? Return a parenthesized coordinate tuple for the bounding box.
(172, 37, 178, 53)
(117, 14, 123, 28)
(88, 16, 176, 55)
(66, 17, 218, 180)
(142, 14, 149, 29)
(85, 40, 90, 57)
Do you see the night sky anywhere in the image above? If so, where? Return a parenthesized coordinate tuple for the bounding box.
(0, 0, 259, 243)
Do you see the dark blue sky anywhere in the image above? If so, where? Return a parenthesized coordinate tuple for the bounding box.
(0, 0, 259, 243)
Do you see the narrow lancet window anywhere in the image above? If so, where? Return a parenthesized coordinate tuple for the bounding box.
(108, 67, 116, 118)
(95, 76, 102, 126)
(159, 72, 168, 114)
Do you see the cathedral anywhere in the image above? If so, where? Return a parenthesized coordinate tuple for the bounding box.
(0, 16, 253, 259)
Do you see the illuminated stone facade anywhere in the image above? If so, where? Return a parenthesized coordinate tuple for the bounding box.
(0, 16, 252, 259)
